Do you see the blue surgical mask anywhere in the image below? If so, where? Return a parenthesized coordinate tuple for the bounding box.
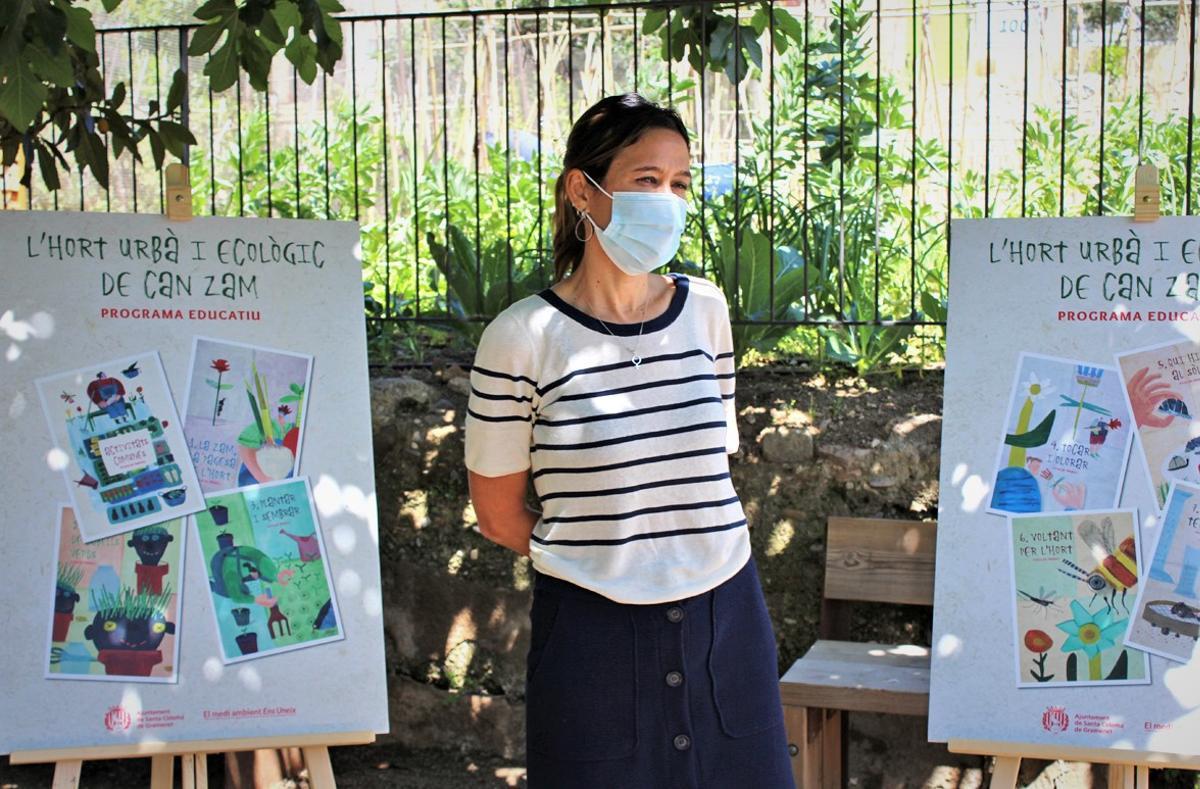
(583, 171, 689, 276)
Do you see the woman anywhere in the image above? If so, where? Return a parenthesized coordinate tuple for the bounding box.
(464, 93, 795, 789)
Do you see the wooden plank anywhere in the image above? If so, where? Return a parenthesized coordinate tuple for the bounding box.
(950, 739, 1200, 770)
(150, 754, 174, 789)
(780, 641, 930, 717)
(989, 757, 1020, 789)
(182, 753, 196, 789)
(824, 517, 936, 606)
(784, 705, 821, 789)
(303, 746, 336, 789)
(821, 709, 842, 789)
(50, 760, 82, 789)
(9, 731, 375, 764)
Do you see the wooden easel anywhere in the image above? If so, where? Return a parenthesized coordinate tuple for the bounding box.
(9, 730, 375, 788)
(949, 739, 1200, 788)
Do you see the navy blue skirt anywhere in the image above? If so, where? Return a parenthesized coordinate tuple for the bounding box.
(524, 553, 795, 789)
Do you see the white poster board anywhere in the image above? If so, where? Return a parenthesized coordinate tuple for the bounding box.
(0, 210, 387, 753)
(931, 216, 1200, 758)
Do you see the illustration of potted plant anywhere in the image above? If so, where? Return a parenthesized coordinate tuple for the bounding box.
(128, 525, 174, 595)
(235, 362, 303, 485)
(1056, 599, 1127, 681)
(53, 563, 84, 642)
(208, 504, 229, 526)
(236, 630, 259, 655)
(83, 586, 175, 677)
(992, 372, 1058, 513)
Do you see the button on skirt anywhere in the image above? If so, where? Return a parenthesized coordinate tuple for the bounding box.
(524, 553, 796, 789)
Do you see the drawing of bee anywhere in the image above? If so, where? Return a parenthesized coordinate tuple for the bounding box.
(1059, 516, 1138, 613)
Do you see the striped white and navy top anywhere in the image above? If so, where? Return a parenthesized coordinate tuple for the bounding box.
(464, 272, 751, 604)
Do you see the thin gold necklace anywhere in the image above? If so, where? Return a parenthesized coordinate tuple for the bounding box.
(584, 276, 650, 367)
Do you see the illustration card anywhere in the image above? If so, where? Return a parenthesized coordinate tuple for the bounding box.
(35, 351, 204, 541)
(193, 477, 343, 664)
(1116, 338, 1200, 513)
(1124, 482, 1200, 663)
(1008, 509, 1149, 687)
(182, 337, 313, 494)
(989, 353, 1133, 516)
(47, 505, 185, 683)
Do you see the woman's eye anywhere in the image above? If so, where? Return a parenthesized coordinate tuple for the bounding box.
(638, 176, 658, 185)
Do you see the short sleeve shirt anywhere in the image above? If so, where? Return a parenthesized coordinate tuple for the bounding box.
(464, 273, 751, 604)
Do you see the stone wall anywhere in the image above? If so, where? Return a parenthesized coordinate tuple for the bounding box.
(370, 365, 945, 756)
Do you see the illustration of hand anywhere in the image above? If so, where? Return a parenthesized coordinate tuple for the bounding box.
(277, 568, 295, 587)
(1052, 480, 1086, 511)
(1127, 367, 1183, 429)
(1026, 457, 1043, 476)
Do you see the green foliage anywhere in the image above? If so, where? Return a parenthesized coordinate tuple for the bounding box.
(91, 585, 174, 620)
(1, 0, 344, 194)
(56, 562, 85, 592)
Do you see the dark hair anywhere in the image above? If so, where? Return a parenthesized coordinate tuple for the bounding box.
(551, 93, 691, 283)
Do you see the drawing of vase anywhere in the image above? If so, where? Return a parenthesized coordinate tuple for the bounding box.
(231, 607, 251, 627)
(96, 649, 164, 677)
(53, 585, 80, 642)
(236, 632, 258, 655)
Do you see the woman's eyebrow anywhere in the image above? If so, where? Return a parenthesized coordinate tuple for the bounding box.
(631, 165, 693, 178)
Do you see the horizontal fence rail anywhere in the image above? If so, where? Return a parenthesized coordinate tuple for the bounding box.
(4, 0, 1197, 367)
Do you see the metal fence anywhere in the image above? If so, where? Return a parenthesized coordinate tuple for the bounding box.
(5, 0, 1198, 361)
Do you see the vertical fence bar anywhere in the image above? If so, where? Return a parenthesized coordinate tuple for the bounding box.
(768, 0, 776, 320)
(984, 0, 991, 216)
(946, 0, 953, 311)
(802, 0, 810, 319)
(838, 0, 846, 321)
(1021, 0, 1029, 216)
(1187, 0, 1197, 214)
(265, 79, 273, 216)
(633, 6, 639, 93)
(1098, 0, 1107, 213)
(322, 69, 330, 220)
(402, 17, 412, 319)
(207, 80, 216, 215)
(536, 12, 544, 278)
(504, 12, 513, 304)
(101, 33, 112, 212)
(733, 1, 741, 322)
(666, 5, 673, 105)
(236, 77, 245, 216)
(473, 15, 482, 312)
(128, 31, 137, 213)
(381, 18, 392, 316)
(1059, 0, 1067, 216)
(1137, 0, 1146, 159)
(909, 0, 916, 316)
(600, 9, 607, 96)
(154, 29, 164, 212)
(875, 0, 882, 319)
(442, 14, 451, 310)
(293, 63, 301, 217)
(351, 21, 361, 222)
(699, 7, 706, 278)
(568, 10, 574, 121)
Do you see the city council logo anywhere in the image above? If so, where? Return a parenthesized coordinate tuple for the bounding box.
(1041, 706, 1069, 733)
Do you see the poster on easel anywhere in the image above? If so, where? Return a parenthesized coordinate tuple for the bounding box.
(931, 215, 1200, 760)
(0, 210, 386, 754)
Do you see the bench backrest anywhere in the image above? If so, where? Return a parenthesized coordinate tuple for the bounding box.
(823, 516, 937, 607)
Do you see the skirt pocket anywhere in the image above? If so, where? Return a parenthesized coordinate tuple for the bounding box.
(707, 560, 786, 738)
(526, 594, 639, 761)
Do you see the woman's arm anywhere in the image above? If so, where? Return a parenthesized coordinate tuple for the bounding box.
(468, 468, 540, 557)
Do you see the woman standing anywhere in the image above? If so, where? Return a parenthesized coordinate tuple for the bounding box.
(464, 93, 795, 789)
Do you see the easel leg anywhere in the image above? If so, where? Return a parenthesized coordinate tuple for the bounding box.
(150, 754, 174, 789)
(51, 759, 82, 789)
(302, 746, 335, 789)
(1107, 764, 1150, 789)
(181, 752, 209, 789)
(989, 756, 1020, 789)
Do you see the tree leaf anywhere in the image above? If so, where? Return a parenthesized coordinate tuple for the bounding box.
(62, 3, 96, 53)
(35, 139, 61, 191)
(188, 22, 226, 57)
(204, 33, 240, 92)
(194, 0, 236, 22)
(0, 59, 48, 132)
(156, 119, 196, 158)
(27, 39, 74, 87)
(166, 68, 186, 114)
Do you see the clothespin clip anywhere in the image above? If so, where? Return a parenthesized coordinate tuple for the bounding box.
(165, 163, 192, 221)
(1133, 163, 1159, 223)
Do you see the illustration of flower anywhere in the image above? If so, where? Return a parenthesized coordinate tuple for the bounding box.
(1107, 418, 1122, 431)
(1022, 372, 1056, 403)
(1071, 365, 1104, 433)
(207, 359, 233, 426)
(1024, 628, 1055, 682)
(1057, 599, 1126, 681)
(278, 404, 292, 417)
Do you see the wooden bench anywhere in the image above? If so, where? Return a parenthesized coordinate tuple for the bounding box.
(779, 516, 937, 789)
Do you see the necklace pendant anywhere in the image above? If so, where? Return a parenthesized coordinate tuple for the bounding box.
(631, 354, 641, 367)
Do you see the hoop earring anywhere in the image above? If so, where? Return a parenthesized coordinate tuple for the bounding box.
(574, 210, 594, 243)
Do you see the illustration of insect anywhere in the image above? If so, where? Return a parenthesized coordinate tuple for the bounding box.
(1059, 516, 1138, 613)
(1017, 585, 1063, 617)
(59, 391, 75, 404)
